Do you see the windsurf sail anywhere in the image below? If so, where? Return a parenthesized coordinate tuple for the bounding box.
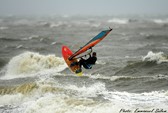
(69, 28, 112, 60)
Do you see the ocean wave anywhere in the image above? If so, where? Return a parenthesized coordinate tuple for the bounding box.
(89, 74, 153, 82)
(0, 35, 41, 42)
(2, 52, 66, 79)
(145, 34, 168, 42)
(115, 51, 168, 76)
(96, 60, 106, 65)
(27, 35, 40, 40)
(50, 21, 70, 28)
(103, 90, 168, 109)
(0, 26, 8, 30)
(38, 21, 70, 28)
(19, 35, 45, 42)
(0, 77, 168, 113)
(13, 19, 37, 26)
(38, 21, 51, 27)
(107, 18, 129, 24)
(0, 37, 22, 42)
(71, 20, 101, 27)
(0, 83, 37, 95)
(143, 51, 168, 64)
(153, 18, 168, 24)
(0, 58, 8, 68)
(16, 45, 23, 49)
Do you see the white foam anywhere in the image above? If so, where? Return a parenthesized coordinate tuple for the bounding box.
(2, 51, 66, 79)
(0, 93, 24, 105)
(22, 93, 118, 113)
(49, 21, 72, 28)
(16, 45, 23, 49)
(39, 21, 50, 27)
(50, 41, 57, 45)
(50, 22, 63, 28)
(63, 82, 106, 98)
(153, 18, 168, 24)
(1, 77, 168, 113)
(104, 91, 168, 108)
(89, 74, 154, 82)
(91, 23, 100, 27)
(0, 79, 120, 113)
(107, 18, 128, 24)
(28, 35, 40, 40)
(96, 60, 106, 65)
(142, 51, 168, 64)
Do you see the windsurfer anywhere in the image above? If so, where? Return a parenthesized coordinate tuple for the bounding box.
(70, 52, 97, 69)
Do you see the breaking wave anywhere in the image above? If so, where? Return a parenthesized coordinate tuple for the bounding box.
(0, 77, 168, 113)
(115, 51, 168, 76)
(143, 51, 168, 64)
(2, 52, 66, 79)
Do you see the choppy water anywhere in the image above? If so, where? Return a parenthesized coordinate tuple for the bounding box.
(0, 15, 168, 113)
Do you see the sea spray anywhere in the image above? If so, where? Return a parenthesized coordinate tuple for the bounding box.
(4, 52, 66, 79)
(142, 51, 168, 64)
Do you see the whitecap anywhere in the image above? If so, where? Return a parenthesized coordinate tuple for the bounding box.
(142, 51, 168, 64)
(107, 18, 129, 24)
(153, 18, 168, 24)
(16, 45, 23, 49)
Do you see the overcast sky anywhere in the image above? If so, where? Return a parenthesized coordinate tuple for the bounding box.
(0, 0, 168, 16)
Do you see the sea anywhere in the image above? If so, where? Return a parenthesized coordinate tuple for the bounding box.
(0, 15, 168, 113)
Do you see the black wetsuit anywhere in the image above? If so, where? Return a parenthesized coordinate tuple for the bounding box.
(79, 55, 97, 69)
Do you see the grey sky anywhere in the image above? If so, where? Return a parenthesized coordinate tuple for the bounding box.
(0, 0, 168, 16)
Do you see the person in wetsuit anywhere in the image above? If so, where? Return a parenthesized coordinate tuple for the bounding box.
(78, 52, 97, 69)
